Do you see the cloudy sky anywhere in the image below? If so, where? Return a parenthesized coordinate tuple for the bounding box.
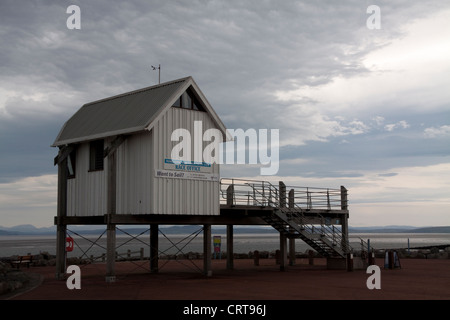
(0, 0, 449, 228)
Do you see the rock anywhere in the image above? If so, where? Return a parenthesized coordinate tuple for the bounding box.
(430, 247, 440, 254)
(0, 261, 31, 296)
(436, 252, 448, 259)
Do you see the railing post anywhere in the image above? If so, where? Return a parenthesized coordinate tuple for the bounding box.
(227, 184, 234, 206)
(288, 189, 294, 209)
(307, 188, 312, 209)
(262, 182, 265, 206)
(268, 183, 273, 206)
(340, 186, 348, 210)
(327, 189, 331, 210)
(279, 181, 286, 208)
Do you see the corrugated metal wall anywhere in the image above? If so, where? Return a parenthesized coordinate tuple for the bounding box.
(116, 107, 220, 215)
(67, 141, 108, 216)
(116, 131, 153, 214)
(151, 107, 220, 215)
(68, 107, 220, 217)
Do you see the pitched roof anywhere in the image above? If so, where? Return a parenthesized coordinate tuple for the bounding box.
(52, 76, 228, 147)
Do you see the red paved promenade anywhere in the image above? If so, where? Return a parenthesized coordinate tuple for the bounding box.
(4, 258, 450, 300)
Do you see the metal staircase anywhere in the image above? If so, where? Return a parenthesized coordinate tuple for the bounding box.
(220, 178, 351, 258)
(262, 208, 347, 257)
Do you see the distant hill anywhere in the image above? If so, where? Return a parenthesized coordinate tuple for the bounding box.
(349, 226, 450, 233)
(0, 224, 56, 235)
(1, 224, 449, 235)
(406, 226, 450, 233)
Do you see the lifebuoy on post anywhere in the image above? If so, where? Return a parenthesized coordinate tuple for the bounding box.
(66, 236, 74, 252)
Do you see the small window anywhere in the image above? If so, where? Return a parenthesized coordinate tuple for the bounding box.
(171, 88, 206, 112)
(182, 92, 192, 109)
(67, 148, 76, 179)
(193, 101, 201, 111)
(187, 90, 206, 112)
(89, 140, 104, 171)
(172, 96, 181, 108)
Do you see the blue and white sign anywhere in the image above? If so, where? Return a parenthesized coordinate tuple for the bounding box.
(155, 169, 219, 182)
(164, 158, 212, 173)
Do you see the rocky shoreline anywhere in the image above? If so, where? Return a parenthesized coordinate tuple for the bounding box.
(0, 261, 37, 297)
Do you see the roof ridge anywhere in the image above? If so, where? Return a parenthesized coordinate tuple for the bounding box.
(84, 76, 191, 107)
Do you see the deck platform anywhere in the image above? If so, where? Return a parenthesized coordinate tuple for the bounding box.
(54, 178, 355, 280)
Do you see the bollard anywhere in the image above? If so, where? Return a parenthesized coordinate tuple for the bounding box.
(347, 253, 353, 272)
(275, 250, 280, 265)
(253, 250, 260, 266)
(388, 250, 394, 269)
(368, 251, 376, 265)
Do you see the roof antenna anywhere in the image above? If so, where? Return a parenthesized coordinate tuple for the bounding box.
(151, 64, 161, 84)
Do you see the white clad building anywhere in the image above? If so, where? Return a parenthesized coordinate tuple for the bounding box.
(53, 76, 228, 218)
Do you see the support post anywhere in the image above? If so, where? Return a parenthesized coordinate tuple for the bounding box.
(150, 224, 159, 273)
(203, 224, 212, 277)
(106, 222, 116, 282)
(278, 182, 288, 271)
(55, 224, 67, 280)
(289, 233, 295, 266)
(288, 188, 296, 266)
(55, 148, 68, 280)
(279, 232, 288, 271)
(105, 148, 117, 282)
(340, 186, 349, 253)
(226, 224, 234, 270)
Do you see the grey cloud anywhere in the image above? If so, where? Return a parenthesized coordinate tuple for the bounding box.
(378, 173, 398, 177)
(1, 0, 449, 184)
(424, 125, 450, 138)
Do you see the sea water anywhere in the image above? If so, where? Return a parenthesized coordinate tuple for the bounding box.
(1, 233, 450, 258)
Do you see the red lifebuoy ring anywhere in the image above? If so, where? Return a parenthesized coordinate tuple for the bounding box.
(66, 236, 74, 252)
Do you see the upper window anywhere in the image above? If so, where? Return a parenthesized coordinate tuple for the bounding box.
(172, 96, 181, 108)
(89, 140, 104, 171)
(171, 89, 206, 112)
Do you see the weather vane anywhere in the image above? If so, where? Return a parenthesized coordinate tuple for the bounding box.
(151, 64, 161, 84)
